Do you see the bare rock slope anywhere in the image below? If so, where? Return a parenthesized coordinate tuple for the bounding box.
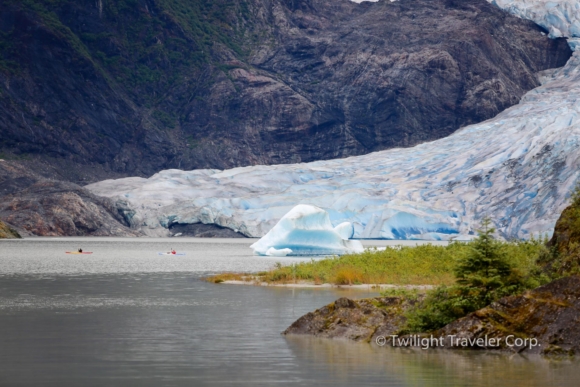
(0, 161, 139, 236)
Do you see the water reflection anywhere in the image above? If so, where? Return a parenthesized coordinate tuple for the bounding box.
(0, 238, 578, 386)
(286, 336, 580, 387)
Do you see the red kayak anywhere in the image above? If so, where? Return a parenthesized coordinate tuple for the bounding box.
(65, 252, 93, 254)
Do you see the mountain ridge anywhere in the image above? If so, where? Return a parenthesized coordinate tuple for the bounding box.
(0, 0, 570, 183)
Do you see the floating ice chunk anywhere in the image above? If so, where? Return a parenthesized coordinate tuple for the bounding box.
(251, 205, 364, 256)
(265, 247, 293, 256)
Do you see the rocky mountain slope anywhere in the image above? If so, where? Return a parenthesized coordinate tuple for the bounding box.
(0, 0, 570, 182)
(0, 160, 139, 236)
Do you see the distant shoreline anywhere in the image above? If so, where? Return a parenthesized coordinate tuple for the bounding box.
(214, 280, 435, 291)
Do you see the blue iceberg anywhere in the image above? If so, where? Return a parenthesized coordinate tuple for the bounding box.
(250, 205, 364, 256)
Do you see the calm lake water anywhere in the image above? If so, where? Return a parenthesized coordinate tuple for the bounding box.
(0, 238, 578, 386)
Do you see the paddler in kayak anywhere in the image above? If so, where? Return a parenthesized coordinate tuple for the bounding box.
(78, 248, 83, 253)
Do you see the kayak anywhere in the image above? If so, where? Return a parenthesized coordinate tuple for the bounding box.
(158, 252, 186, 256)
(66, 252, 93, 254)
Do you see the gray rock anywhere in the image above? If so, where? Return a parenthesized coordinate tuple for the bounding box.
(283, 296, 413, 342)
(0, 161, 140, 236)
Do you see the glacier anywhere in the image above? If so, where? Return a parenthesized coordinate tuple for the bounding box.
(491, 0, 580, 39)
(86, 0, 580, 240)
(250, 205, 364, 256)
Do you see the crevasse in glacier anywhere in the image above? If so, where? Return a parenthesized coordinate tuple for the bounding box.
(250, 205, 364, 256)
(86, 0, 580, 240)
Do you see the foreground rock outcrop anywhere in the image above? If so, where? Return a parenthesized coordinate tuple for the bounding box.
(285, 276, 580, 356)
(284, 296, 412, 341)
(432, 275, 580, 355)
(0, 0, 570, 180)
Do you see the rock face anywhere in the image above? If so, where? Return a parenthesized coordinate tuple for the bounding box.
(544, 190, 580, 276)
(0, 161, 139, 236)
(283, 296, 411, 341)
(0, 0, 571, 181)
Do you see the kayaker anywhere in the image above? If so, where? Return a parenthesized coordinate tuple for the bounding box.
(171, 249, 176, 254)
(78, 248, 83, 253)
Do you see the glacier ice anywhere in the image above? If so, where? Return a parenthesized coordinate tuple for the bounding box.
(489, 0, 580, 40)
(86, 0, 580, 240)
(250, 205, 364, 256)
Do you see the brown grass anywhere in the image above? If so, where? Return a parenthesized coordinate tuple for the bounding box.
(205, 272, 252, 283)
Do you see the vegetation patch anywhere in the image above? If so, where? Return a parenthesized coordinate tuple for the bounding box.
(250, 235, 547, 288)
(0, 218, 21, 239)
(542, 184, 580, 277)
(400, 219, 551, 333)
(206, 272, 257, 284)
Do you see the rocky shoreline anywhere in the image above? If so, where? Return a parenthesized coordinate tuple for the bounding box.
(284, 275, 580, 356)
(284, 296, 415, 342)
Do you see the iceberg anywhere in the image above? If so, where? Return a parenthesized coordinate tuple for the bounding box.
(251, 205, 364, 256)
(86, 0, 580, 240)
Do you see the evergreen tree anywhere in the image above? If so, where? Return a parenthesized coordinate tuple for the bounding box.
(455, 218, 515, 306)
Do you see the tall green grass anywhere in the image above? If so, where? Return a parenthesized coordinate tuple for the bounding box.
(258, 239, 548, 286)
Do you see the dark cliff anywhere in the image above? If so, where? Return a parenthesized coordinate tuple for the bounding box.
(0, 0, 571, 182)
